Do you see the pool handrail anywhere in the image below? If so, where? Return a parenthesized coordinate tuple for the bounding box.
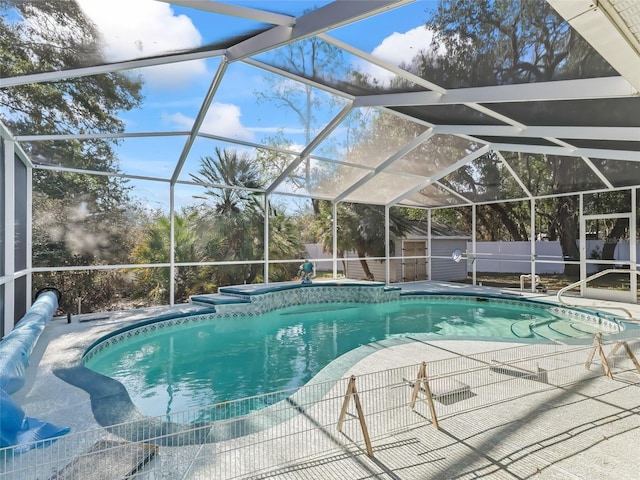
(556, 268, 640, 321)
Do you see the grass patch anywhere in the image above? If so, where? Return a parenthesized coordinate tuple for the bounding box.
(464, 272, 634, 292)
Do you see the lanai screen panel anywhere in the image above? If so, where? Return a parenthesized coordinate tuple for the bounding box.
(486, 98, 640, 131)
(252, 37, 431, 95)
(558, 139, 640, 153)
(384, 133, 482, 178)
(0, 1, 241, 74)
(326, 1, 617, 88)
(400, 183, 469, 208)
(342, 171, 427, 205)
(326, 1, 439, 73)
(590, 158, 640, 188)
(312, 107, 430, 170)
(22, 136, 188, 178)
(440, 152, 528, 203)
(272, 157, 372, 199)
(503, 153, 607, 196)
(390, 104, 508, 126)
(195, 61, 350, 149)
(4, 57, 221, 138)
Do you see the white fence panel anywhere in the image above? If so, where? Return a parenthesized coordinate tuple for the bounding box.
(468, 240, 638, 274)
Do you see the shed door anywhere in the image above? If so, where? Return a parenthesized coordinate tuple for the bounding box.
(403, 241, 427, 281)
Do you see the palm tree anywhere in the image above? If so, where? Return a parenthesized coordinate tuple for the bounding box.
(312, 201, 411, 281)
(191, 147, 305, 285)
(192, 147, 264, 214)
(132, 212, 210, 303)
(267, 204, 308, 281)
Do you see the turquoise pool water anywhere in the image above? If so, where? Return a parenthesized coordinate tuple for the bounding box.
(85, 298, 610, 418)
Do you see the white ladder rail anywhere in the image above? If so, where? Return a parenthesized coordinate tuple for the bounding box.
(556, 268, 640, 321)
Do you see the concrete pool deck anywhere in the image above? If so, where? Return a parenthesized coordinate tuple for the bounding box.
(7, 281, 640, 479)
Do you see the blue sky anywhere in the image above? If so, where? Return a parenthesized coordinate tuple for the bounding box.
(73, 0, 440, 212)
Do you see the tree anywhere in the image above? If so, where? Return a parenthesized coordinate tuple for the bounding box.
(267, 203, 308, 281)
(583, 190, 632, 268)
(190, 148, 306, 286)
(1, 1, 145, 305)
(311, 201, 411, 281)
(438, 151, 530, 241)
(419, 0, 617, 277)
(132, 212, 212, 303)
(423, 0, 615, 88)
(1, 1, 143, 134)
(254, 36, 347, 213)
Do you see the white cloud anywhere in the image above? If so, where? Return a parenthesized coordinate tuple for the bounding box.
(359, 26, 443, 85)
(201, 103, 254, 140)
(371, 26, 439, 66)
(78, 0, 207, 89)
(162, 112, 194, 130)
(164, 103, 254, 141)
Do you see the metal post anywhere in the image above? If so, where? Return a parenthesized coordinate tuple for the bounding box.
(427, 209, 432, 280)
(333, 202, 338, 278)
(3, 139, 15, 332)
(579, 193, 585, 298)
(531, 198, 536, 293)
(385, 205, 390, 284)
(472, 204, 477, 285)
(264, 193, 269, 284)
(169, 184, 175, 305)
(630, 188, 637, 302)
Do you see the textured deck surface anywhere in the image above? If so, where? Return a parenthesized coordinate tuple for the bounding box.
(49, 440, 158, 480)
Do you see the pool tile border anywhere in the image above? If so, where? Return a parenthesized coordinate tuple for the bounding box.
(83, 285, 622, 364)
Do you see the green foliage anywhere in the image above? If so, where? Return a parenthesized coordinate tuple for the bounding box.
(188, 148, 306, 287)
(1, 1, 143, 134)
(424, 0, 616, 87)
(407, 0, 617, 274)
(3, 1, 148, 307)
(132, 211, 220, 304)
(191, 148, 264, 214)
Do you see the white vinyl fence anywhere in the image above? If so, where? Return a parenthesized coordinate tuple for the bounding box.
(469, 240, 635, 274)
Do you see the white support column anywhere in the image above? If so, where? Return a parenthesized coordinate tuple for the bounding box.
(385, 205, 390, 284)
(332, 202, 338, 278)
(631, 188, 637, 302)
(427, 209, 432, 280)
(472, 204, 477, 285)
(530, 198, 536, 293)
(579, 194, 585, 298)
(264, 194, 269, 284)
(26, 157, 33, 304)
(4, 139, 15, 332)
(169, 184, 175, 305)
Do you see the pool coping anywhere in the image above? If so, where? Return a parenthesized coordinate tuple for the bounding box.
(84, 287, 627, 364)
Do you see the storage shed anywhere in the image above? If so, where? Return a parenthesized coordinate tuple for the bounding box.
(328, 221, 470, 283)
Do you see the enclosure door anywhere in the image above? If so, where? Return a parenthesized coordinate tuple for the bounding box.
(403, 241, 427, 282)
(581, 213, 637, 303)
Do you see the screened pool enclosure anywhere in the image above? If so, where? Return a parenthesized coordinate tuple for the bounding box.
(1, 0, 640, 334)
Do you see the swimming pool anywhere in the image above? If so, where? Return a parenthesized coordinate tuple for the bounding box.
(84, 294, 623, 419)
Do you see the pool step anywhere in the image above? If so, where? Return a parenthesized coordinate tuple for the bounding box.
(545, 320, 599, 338)
(189, 293, 251, 308)
(568, 321, 604, 335)
(529, 321, 571, 340)
(510, 321, 534, 339)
